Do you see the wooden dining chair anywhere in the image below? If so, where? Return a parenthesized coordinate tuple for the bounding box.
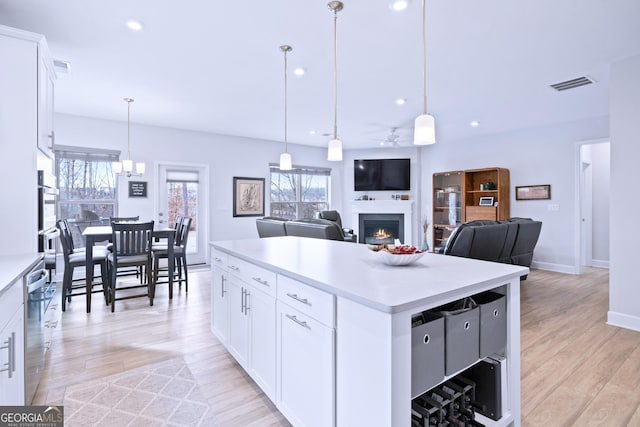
(107, 215, 142, 279)
(107, 220, 155, 312)
(153, 217, 192, 292)
(56, 219, 109, 311)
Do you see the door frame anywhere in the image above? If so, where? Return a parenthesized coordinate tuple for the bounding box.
(155, 161, 210, 265)
(574, 138, 609, 275)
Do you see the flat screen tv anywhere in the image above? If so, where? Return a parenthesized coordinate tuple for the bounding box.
(354, 158, 411, 191)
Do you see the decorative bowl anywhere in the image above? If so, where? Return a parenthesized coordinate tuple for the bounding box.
(368, 245, 426, 266)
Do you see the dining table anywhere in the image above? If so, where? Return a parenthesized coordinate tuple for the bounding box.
(82, 225, 176, 313)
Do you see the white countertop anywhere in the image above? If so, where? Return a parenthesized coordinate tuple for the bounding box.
(211, 237, 528, 313)
(0, 253, 43, 295)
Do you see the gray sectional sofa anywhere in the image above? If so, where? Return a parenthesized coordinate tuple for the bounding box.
(255, 216, 356, 242)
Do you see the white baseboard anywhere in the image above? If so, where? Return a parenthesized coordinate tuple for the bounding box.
(607, 311, 640, 332)
(530, 260, 577, 275)
(591, 259, 610, 269)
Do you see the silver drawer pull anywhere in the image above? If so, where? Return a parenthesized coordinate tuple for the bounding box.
(213, 256, 222, 262)
(285, 314, 310, 329)
(229, 265, 240, 271)
(252, 277, 269, 286)
(286, 293, 311, 306)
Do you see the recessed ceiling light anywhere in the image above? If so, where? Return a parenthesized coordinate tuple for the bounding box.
(293, 68, 305, 76)
(309, 130, 317, 135)
(470, 120, 480, 127)
(390, 0, 409, 11)
(127, 20, 143, 31)
(395, 98, 406, 105)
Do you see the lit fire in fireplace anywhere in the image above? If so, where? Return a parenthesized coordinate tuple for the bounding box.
(373, 228, 392, 240)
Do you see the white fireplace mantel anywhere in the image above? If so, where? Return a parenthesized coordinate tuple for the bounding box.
(351, 200, 415, 245)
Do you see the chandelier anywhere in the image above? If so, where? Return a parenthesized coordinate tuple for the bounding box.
(113, 97, 145, 177)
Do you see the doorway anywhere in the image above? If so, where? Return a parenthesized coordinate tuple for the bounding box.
(157, 163, 209, 264)
(576, 140, 610, 274)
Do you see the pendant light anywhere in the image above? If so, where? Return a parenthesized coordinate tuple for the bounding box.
(279, 45, 293, 171)
(327, 1, 343, 161)
(414, 0, 436, 145)
(113, 98, 145, 176)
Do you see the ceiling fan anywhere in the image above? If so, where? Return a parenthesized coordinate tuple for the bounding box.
(372, 127, 410, 147)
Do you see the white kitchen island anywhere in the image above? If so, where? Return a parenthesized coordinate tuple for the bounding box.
(210, 236, 527, 427)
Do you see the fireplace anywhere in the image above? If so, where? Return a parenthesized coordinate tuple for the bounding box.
(359, 214, 404, 245)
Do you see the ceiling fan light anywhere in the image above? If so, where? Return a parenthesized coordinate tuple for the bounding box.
(327, 138, 343, 161)
(279, 152, 292, 170)
(414, 113, 436, 145)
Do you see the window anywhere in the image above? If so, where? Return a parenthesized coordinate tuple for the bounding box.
(166, 169, 198, 253)
(56, 145, 119, 245)
(270, 164, 331, 220)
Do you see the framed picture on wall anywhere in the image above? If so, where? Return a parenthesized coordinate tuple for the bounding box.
(233, 177, 265, 217)
(516, 184, 551, 200)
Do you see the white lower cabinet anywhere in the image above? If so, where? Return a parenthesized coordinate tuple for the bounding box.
(211, 264, 229, 344)
(0, 278, 25, 405)
(248, 285, 276, 400)
(224, 255, 277, 402)
(228, 277, 250, 369)
(277, 302, 335, 427)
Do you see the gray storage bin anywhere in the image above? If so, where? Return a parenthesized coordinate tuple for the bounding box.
(475, 291, 507, 358)
(411, 311, 445, 397)
(436, 298, 480, 376)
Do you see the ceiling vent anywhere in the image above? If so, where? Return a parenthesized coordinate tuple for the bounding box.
(550, 76, 594, 92)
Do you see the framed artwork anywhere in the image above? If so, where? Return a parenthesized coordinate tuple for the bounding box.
(479, 196, 494, 206)
(128, 181, 147, 198)
(233, 177, 265, 217)
(516, 184, 551, 200)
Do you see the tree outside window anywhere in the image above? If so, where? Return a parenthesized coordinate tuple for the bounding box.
(270, 165, 330, 219)
(56, 146, 119, 247)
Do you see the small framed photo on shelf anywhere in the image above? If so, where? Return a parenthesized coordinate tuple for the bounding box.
(479, 196, 494, 206)
(516, 184, 551, 200)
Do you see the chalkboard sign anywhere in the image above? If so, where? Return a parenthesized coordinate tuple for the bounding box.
(128, 181, 147, 198)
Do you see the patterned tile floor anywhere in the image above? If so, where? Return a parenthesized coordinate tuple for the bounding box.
(63, 358, 219, 426)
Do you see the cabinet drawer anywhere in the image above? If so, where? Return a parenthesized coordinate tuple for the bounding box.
(278, 275, 334, 327)
(211, 248, 228, 270)
(228, 256, 277, 297)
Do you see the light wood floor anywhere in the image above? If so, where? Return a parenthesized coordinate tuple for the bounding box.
(35, 266, 640, 426)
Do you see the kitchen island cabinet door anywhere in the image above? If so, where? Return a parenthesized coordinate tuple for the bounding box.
(277, 303, 335, 427)
(228, 278, 250, 370)
(211, 265, 229, 344)
(0, 307, 24, 405)
(248, 286, 276, 401)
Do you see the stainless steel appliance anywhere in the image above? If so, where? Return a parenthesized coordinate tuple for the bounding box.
(37, 170, 58, 252)
(24, 258, 50, 404)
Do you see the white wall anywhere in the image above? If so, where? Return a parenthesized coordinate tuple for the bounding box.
(609, 54, 640, 331)
(54, 114, 341, 244)
(417, 116, 609, 273)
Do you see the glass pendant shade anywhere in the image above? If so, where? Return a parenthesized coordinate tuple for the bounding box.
(279, 152, 292, 170)
(327, 138, 343, 161)
(112, 161, 123, 174)
(123, 159, 133, 173)
(413, 113, 436, 145)
(136, 162, 146, 175)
